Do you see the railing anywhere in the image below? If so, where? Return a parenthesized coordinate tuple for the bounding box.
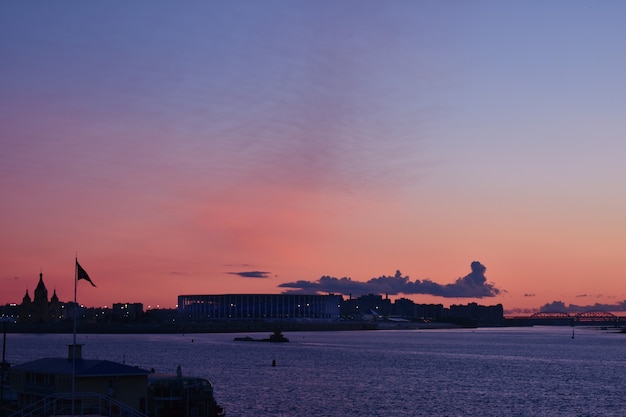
(9, 392, 147, 417)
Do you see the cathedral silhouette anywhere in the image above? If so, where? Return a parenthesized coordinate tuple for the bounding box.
(19, 273, 64, 322)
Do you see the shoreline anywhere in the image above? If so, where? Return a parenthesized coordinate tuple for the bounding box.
(3, 320, 470, 334)
(4, 317, 623, 334)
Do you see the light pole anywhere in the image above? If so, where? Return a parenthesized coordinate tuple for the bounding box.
(0, 317, 12, 414)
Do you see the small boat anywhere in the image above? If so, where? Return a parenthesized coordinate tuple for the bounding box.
(233, 336, 256, 342)
(267, 330, 289, 343)
(234, 330, 289, 343)
(148, 367, 225, 417)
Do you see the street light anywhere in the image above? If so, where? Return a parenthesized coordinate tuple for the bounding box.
(1, 317, 14, 410)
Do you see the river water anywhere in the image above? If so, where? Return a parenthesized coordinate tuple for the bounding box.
(5, 326, 626, 416)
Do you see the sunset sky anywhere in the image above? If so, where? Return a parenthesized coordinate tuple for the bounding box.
(2, 1, 626, 314)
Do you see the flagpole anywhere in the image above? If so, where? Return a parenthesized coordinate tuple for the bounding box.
(70, 256, 95, 417)
(72, 257, 78, 417)
(73, 257, 78, 346)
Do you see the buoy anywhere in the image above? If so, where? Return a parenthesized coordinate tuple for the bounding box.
(272, 359, 276, 367)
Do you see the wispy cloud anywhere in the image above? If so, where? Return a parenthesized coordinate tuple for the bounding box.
(279, 261, 500, 298)
(227, 271, 271, 279)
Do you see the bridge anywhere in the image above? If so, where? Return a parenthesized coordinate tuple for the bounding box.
(528, 310, 620, 324)
(574, 311, 619, 322)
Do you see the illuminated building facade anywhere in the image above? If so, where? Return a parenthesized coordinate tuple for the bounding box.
(178, 294, 343, 320)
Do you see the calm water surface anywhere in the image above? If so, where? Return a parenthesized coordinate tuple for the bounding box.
(5, 327, 626, 416)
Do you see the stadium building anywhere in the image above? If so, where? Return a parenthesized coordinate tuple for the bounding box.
(178, 294, 343, 320)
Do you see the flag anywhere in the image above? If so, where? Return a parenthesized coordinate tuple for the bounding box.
(76, 260, 96, 287)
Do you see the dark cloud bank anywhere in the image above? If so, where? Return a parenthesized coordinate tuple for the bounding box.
(279, 261, 499, 298)
(540, 300, 626, 314)
(227, 271, 271, 278)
